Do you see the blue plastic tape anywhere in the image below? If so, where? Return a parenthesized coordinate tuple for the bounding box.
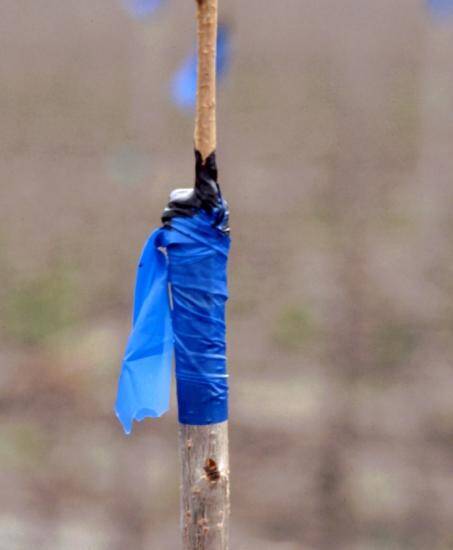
(115, 207, 230, 434)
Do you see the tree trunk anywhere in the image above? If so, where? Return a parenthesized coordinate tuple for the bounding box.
(179, 423, 230, 549)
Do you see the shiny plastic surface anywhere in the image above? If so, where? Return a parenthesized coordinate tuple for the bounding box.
(115, 201, 230, 433)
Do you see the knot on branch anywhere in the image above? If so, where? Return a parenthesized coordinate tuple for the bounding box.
(204, 458, 221, 482)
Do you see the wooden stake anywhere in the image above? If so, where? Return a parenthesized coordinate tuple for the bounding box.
(179, 1, 230, 549)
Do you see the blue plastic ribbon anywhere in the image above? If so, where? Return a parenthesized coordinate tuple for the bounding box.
(115, 208, 230, 434)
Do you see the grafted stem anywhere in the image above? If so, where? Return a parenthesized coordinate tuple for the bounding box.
(179, 3, 230, 548)
(180, 423, 230, 549)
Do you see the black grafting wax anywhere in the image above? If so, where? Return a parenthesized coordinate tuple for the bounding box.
(162, 150, 221, 222)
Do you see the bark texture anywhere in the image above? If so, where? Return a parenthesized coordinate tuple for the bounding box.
(179, 423, 230, 550)
(194, 0, 218, 161)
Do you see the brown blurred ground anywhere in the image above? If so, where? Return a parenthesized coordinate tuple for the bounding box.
(1, 1, 453, 549)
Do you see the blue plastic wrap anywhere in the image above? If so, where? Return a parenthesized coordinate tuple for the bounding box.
(115, 205, 230, 434)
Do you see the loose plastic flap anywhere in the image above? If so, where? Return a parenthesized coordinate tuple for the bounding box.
(115, 229, 174, 435)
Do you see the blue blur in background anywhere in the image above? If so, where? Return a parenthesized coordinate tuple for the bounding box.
(427, 0, 453, 19)
(122, 0, 163, 19)
(171, 23, 231, 110)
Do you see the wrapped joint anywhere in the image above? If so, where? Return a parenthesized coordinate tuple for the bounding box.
(161, 150, 229, 234)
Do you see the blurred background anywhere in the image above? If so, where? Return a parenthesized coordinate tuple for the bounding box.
(1, 0, 453, 548)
